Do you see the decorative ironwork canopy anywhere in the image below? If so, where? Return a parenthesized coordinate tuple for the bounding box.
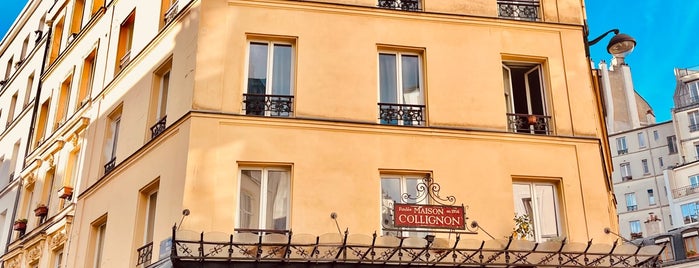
(170, 227, 663, 267)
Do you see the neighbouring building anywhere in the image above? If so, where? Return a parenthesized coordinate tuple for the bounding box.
(0, 0, 664, 267)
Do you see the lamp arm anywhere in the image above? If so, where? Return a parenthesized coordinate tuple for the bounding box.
(587, 29, 619, 46)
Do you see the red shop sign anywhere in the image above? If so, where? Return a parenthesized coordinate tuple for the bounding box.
(393, 204, 465, 230)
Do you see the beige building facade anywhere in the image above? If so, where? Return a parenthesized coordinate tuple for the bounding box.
(0, 0, 664, 267)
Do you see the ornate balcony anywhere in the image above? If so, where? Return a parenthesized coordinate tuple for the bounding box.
(506, 113, 551, 135)
(150, 116, 167, 139)
(378, 103, 425, 126)
(104, 158, 116, 175)
(691, 124, 699, 132)
(497, 0, 540, 21)
(136, 241, 153, 266)
(164, 0, 179, 25)
(671, 185, 699, 199)
(617, 148, 628, 155)
(243, 94, 293, 117)
(377, 0, 421, 11)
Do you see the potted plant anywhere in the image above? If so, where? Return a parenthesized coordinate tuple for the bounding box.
(34, 204, 48, 217)
(688, 249, 697, 258)
(512, 214, 534, 240)
(58, 186, 73, 199)
(13, 219, 27, 231)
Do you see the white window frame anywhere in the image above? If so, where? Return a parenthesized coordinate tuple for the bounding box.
(512, 182, 561, 242)
(620, 163, 631, 179)
(637, 132, 646, 148)
(144, 190, 158, 244)
(641, 159, 649, 174)
(236, 167, 291, 230)
(380, 174, 429, 237)
(244, 40, 295, 96)
(625, 193, 637, 211)
(690, 175, 699, 188)
(502, 62, 548, 116)
(648, 189, 656, 206)
(156, 70, 170, 120)
(653, 130, 659, 140)
(681, 201, 699, 225)
(377, 51, 424, 106)
(690, 81, 699, 103)
(616, 137, 627, 154)
(629, 220, 641, 234)
(93, 222, 107, 268)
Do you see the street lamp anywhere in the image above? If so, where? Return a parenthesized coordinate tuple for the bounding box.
(586, 29, 636, 59)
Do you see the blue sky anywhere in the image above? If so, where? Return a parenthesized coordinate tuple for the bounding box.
(0, 1, 696, 121)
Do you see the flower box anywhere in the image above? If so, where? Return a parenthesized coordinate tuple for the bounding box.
(13, 219, 27, 231)
(34, 205, 48, 217)
(58, 186, 73, 199)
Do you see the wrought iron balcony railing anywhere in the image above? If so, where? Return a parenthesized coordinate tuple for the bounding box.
(378, 103, 425, 126)
(497, 0, 540, 21)
(691, 124, 699, 132)
(626, 205, 637, 212)
(617, 148, 628, 155)
(104, 158, 116, 175)
(621, 175, 632, 182)
(164, 0, 179, 25)
(671, 185, 699, 199)
(506, 113, 551, 135)
(377, 0, 421, 11)
(150, 116, 167, 139)
(136, 241, 153, 266)
(630, 232, 643, 239)
(243, 94, 293, 117)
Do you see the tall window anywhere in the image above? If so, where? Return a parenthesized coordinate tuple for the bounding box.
(104, 107, 121, 174)
(244, 41, 294, 117)
(625, 193, 637, 211)
(637, 132, 646, 148)
(690, 111, 699, 132)
(648, 189, 656, 206)
(629, 220, 641, 235)
(77, 49, 96, 109)
(690, 175, 699, 188)
(381, 174, 429, 237)
(616, 137, 628, 155)
(55, 74, 74, 129)
(24, 73, 34, 107)
(49, 17, 65, 64)
(138, 181, 159, 266)
(91, 0, 105, 16)
(4, 57, 13, 80)
(682, 202, 699, 224)
(34, 99, 51, 147)
(503, 62, 549, 134)
(659, 157, 664, 168)
(620, 163, 631, 180)
(378, 52, 424, 126)
(7, 93, 17, 126)
(89, 218, 107, 268)
(70, 0, 86, 36)
(237, 167, 290, 230)
(641, 159, 649, 174)
(20, 35, 29, 61)
(52, 248, 64, 268)
(115, 10, 135, 74)
(512, 182, 560, 242)
(668, 136, 678, 154)
(690, 81, 699, 104)
(653, 130, 659, 140)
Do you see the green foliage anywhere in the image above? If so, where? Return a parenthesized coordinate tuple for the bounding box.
(512, 214, 534, 240)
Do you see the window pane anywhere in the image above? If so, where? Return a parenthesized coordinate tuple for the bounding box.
(146, 192, 158, 243)
(158, 71, 170, 118)
(379, 54, 397, 103)
(526, 67, 544, 115)
(401, 55, 421, 105)
(265, 170, 289, 230)
(512, 183, 533, 220)
(239, 170, 262, 228)
(381, 178, 400, 231)
(503, 66, 512, 113)
(247, 43, 268, 94)
(272, 44, 292, 95)
(535, 184, 559, 238)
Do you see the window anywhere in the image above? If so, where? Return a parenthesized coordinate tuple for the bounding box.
(55, 74, 74, 129)
(70, 0, 86, 36)
(659, 157, 664, 168)
(77, 49, 96, 109)
(686, 235, 699, 258)
(104, 107, 121, 174)
(616, 137, 628, 155)
(7, 93, 17, 126)
(34, 99, 51, 147)
(503, 62, 549, 134)
(497, 0, 540, 20)
(512, 182, 560, 242)
(681, 202, 699, 224)
(49, 17, 65, 64)
(160, 0, 178, 27)
(40, 169, 55, 221)
(20, 35, 29, 61)
(378, 51, 424, 126)
(24, 73, 34, 107)
(690, 81, 699, 104)
(648, 189, 655, 206)
(690, 111, 699, 132)
(695, 143, 699, 160)
(625, 193, 637, 211)
(656, 237, 674, 262)
(150, 58, 171, 138)
(237, 167, 290, 230)
(115, 10, 135, 73)
(381, 174, 429, 237)
(52, 248, 64, 268)
(620, 163, 632, 180)
(641, 159, 649, 174)
(691, 175, 699, 188)
(137, 181, 158, 266)
(4, 56, 13, 80)
(89, 217, 107, 268)
(668, 135, 678, 154)
(63, 149, 81, 208)
(244, 41, 294, 117)
(653, 130, 659, 140)
(637, 132, 646, 148)
(629, 220, 641, 235)
(377, 0, 421, 11)
(91, 0, 104, 16)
